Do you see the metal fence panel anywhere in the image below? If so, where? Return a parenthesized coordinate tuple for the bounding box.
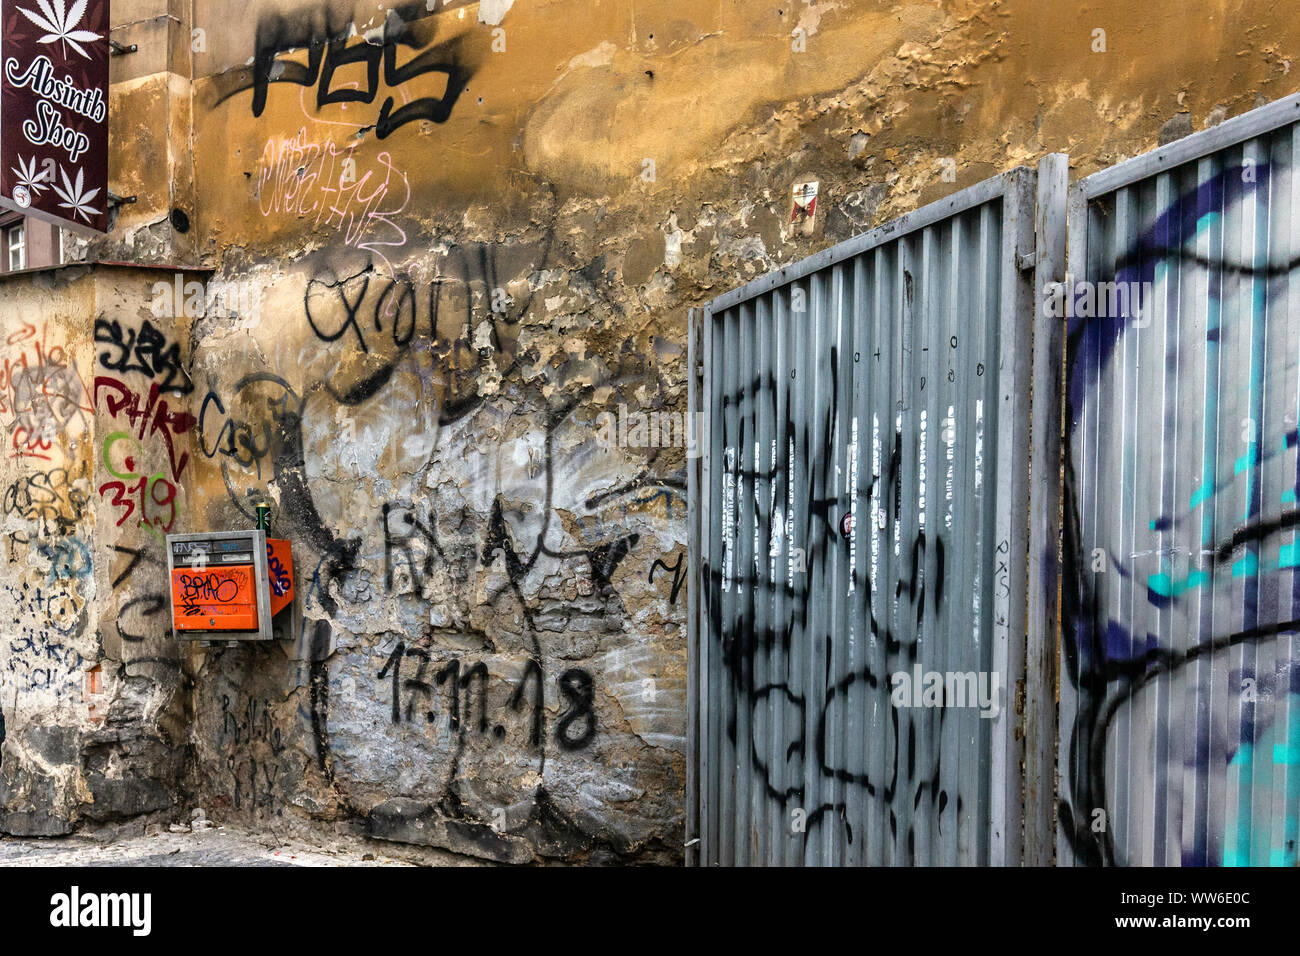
(690, 169, 1039, 865)
(1061, 94, 1300, 867)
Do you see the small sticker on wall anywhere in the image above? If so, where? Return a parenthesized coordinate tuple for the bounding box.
(790, 180, 819, 237)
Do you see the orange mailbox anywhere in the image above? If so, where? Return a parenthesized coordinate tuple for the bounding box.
(165, 531, 297, 642)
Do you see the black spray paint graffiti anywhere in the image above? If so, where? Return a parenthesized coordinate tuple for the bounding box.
(376, 448, 649, 764)
(196, 371, 361, 616)
(94, 318, 193, 395)
(377, 648, 596, 751)
(648, 552, 686, 605)
(308, 620, 335, 783)
(3, 466, 89, 540)
(302, 237, 550, 414)
(176, 572, 242, 616)
(348, 357, 683, 842)
(214, 1, 481, 138)
(218, 691, 289, 812)
(107, 543, 169, 646)
(3, 581, 88, 696)
(187, 220, 686, 843)
(195, 237, 565, 627)
(114, 594, 168, 643)
(237, 210, 680, 605)
(703, 311, 1000, 861)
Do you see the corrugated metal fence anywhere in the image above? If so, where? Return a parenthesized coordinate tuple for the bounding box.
(690, 92, 1300, 867)
(687, 168, 1047, 865)
(1061, 95, 1300, 867)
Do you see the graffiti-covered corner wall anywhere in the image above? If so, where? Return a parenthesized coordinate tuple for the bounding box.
(3, 0, 1300, 864)
(0, 264, 203, 836)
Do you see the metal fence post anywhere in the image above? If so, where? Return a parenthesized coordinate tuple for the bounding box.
(1026, 152, 1068, 866)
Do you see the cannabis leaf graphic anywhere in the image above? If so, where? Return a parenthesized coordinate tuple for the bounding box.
(51, 165, 100, 223)
(16, 0, 102, 61)
(10, 156, 51, 195)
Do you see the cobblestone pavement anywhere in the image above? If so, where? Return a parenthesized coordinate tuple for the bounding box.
(0, 827, 426, 866)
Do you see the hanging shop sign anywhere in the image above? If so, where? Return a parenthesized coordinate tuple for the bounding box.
(1, 0, 110, 234)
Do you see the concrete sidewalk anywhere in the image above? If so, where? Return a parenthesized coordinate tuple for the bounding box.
(0, 826, 437, 866)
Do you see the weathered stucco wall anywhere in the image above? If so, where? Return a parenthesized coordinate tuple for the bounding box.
(0, 270, 98, 836)
(0, 266, 202, 835)
(3, 0, 1299, 861)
